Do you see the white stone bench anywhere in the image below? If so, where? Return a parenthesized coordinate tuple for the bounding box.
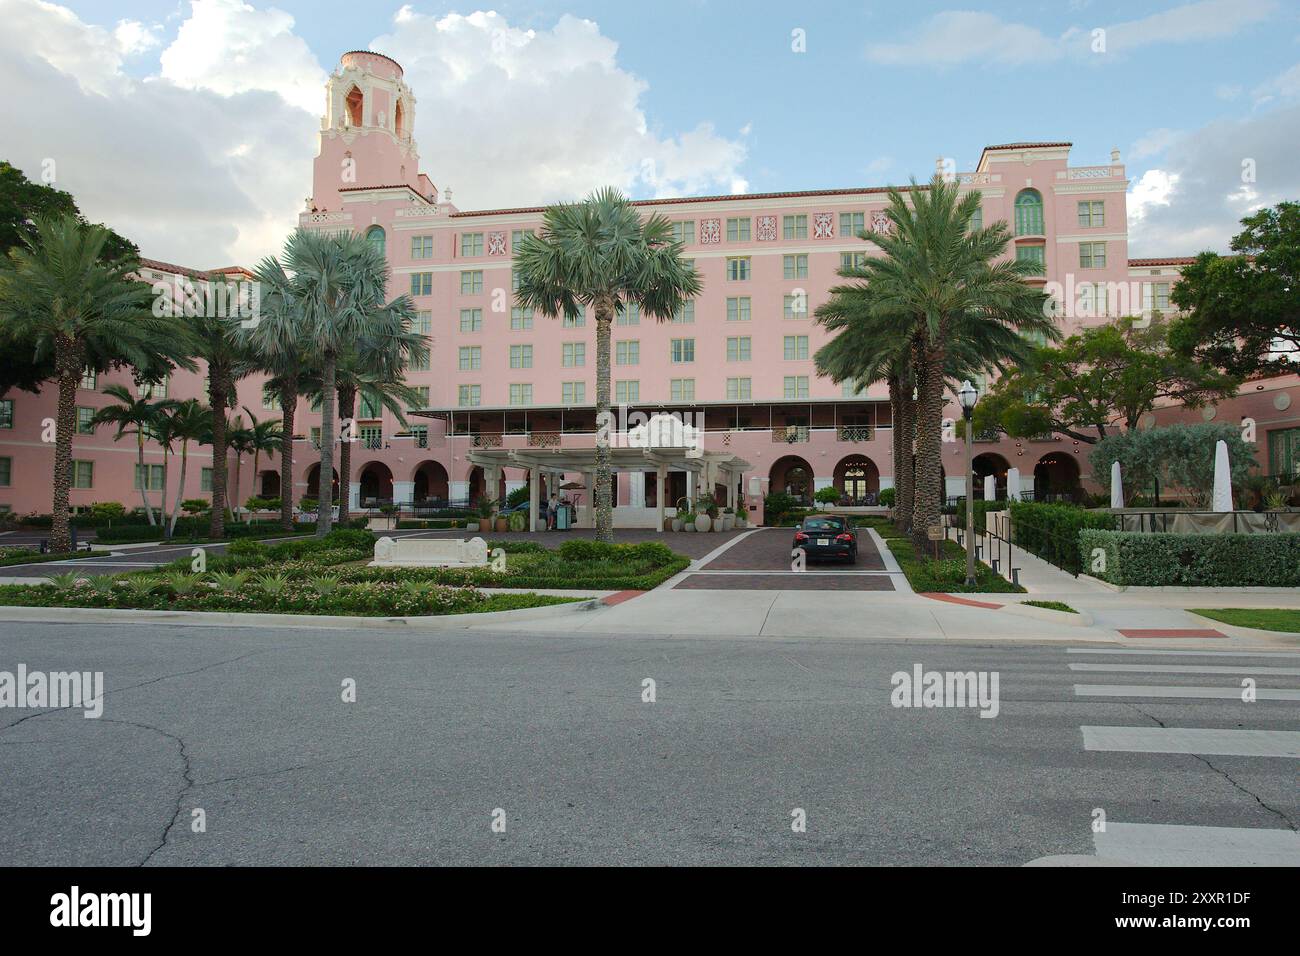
(370, 536, 489, 567)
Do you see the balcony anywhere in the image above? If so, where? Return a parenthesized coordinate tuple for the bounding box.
(973, 428, 1001, 443)
(837, 425, 873, 442)
(772, 426, 810, 444)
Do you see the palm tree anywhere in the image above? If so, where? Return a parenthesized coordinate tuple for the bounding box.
(0, 215, 194, 551)
(192, 306, 248, 540)
(163, 399, 210, 537)
(91, 383, 173, 525)
(241, 407, 283, 509)
(223, 414, 255, 521)
(844, 176, 1052, 550)
(514, 188, 701, 541)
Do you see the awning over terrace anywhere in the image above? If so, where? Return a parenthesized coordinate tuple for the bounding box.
(464, 446, 752, 532)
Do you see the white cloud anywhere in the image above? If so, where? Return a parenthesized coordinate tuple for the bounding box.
(113, 19, 162, 56)
(1129, 128, 1183, 161)
(1252, 61, 1300, 106)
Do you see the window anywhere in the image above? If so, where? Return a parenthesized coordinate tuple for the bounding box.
(1268, 426, 1300, 477)
(0, 457, 9, 486)
(261, 385, 280, 410)
(0, 400, 11, 429)
(617, 302, 640, 325)
(359, 425, 383, 450)
(562, 382, 586, 404)
(508, 383, 533, 406)
(726, 257, 751, 281)
(783, 215, 808, 239)
(726, 377, 752, 400)
(510, 306, 533, 330)
(71, 460, 93, 489)
(459, 346, 482, 370)
(783, 335, 809, 360)
(784, 376, 810, 399)
(410, 273, 432, 297)
(784, 294, 808, 319)
(459, 308, 483, 332)
(510, 344, 534, 369)
(842, 381, 869, 398)
(407, 350, 430, 372)
(563, 310, 586, 328)
(839, 212, 865, 238)
(412, 311, 432, 335)
(409, 386, 430, 408)
(840, 252, 867, 271)
(410, 425, 428, 447)
(511, 228, 534, 248)
(511, 270, 521, 293)
(726, 336, 751, 362)
(410, 235, 433, 259)
(1016, 244, 1046, 275)
(726, 297, 751, 322)
(616, 340, 640, 366)
(308, 428, 320, 450)
(460, 271, 483, 294)
(133, 463, 163, 491)
(615, 380, 639, 403)
(783, 254, 808, 279)
(138, 378, 168, 399)
(670, 221, 695, 245)
(80, 368, 96, 390)
(726, 217, 751, 242)
(1143, 282, 1171, 312)
(460, 232, 484, 257)
(561, 342, 585, 367)
(359, 394, 381, 419)
(1077, 201, 1105, 228)
(670, 378, 695, 401)
(458, 385, 481, 407)
(1077, 283, 1109, 318)
(671, 338, 695, 364)
(1079, 242, 1106, 269)
(76, 407, 95, 435)
(672, 300, 695, 323)
(1014, 189, 1044, 235)
(365, 225, 386, 257)
(969, 206, 983, 232)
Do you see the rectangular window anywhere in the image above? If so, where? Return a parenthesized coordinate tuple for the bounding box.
(412, 311, 432, 335)
(784, 294, 808, 319)
(615, 380, 640, 403)
(410, 272, 433, 297)
(1017, 244, 1046, 275)
(726, 257, 751, 281)
(459, 308, 483, 332)
(0, 456, 9, 486)
(459, 346, 482, 370)
(783, 335, 809, 360)
(783, 254, 808, 279)
(1143, 282, 1172, 312)
(308, 427, 321, 449)
(561, 342, 585, 367)
(670, 378, 695, 401)
(133, 463, 163, 491)
(76, 407, 96, 435)
(200, 466, 213, 491)
(616, 340, 640, 366)
(459, 232, 484, 257)
(839, 252, 867, 271)
(839, 211, 865, 238)
(410, 425, 428, 447)
(782, 215, 808, 240)
(842, 381, 869, 398)
(1268, 426, 1300, 477)
(726, 336, 751, 362)
(783, 376, 810, 399)
(562, 310, 586, 328)
(459, 270, 484, 294)
(511, 228, 534, 248)
(726, 217, 751, 242)
(0, 399, 12, 429)
(359, 394, 381, 419)
(261, 385, 280, 410)
(511, 269, 521, 293)
(458, 385, 481, 407)
(80, 368, 97, 390)
(137, 378, 168, 400)
(407, 350, 430, 372)
(409, 386, 430, 408)
(1079, 242, 1106, 269)
(670, 338, 695, 364)
(561, 381, 586, 404)
(671, 300, 695, 323)
(1076, 201, 1105, 228)
(508, 383, 533, 406)
(670, 221, 695, 245)
(508, 344, 531, 369)
(510, 306, 533, 330)
(970, 206, 983, 232)
(726, 297, 751, 322)
(726, 377, 752, 400)
(617, 301, 640, 325)
(410, 235, 434, 259)
(359, 425, 383, 450)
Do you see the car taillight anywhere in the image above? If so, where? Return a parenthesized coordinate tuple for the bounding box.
(835, 533, 853, 542)
(794, 532, 808, 542)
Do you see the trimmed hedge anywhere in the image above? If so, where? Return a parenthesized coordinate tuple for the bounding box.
(1009, 502, 1115, 574)
(1078, 530, 1300, 587)
(395, 519, 467, 529)
(94, 518, 366, 543)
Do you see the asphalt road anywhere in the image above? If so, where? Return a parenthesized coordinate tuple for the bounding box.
(0, 620, 1295, 865)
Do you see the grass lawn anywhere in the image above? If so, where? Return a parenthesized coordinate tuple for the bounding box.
(1188, 608, 1300, 633)
(859, 517, 1025, 594)
(0, 550, 111, 569)
(1022, 600, 1078, 614)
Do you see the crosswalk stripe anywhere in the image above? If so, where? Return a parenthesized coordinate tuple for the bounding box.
(1081, 726, 1300, 757)
(1069, 647, 1300, 659)
(1070, 662, 1300, 676)
(1094, 822, 1300, 866)
(1074, 684, 1300, 701)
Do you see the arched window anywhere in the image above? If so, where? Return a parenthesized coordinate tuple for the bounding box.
(1014, 189, 1044, 236)
(345, 86, 364, 126)
(366, 225, 386, 258)
(394, 99, 406, 139)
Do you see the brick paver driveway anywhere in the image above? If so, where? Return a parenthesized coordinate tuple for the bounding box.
(672, 527, 895, 591)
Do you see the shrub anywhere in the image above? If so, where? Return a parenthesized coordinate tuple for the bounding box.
(877, 487, 896, 508)
(1010, 502, 1115, 574)
(1090, 423, 1254, 508)
(226, 539, 269, 559)
(505, 485, 530, 509)
(763, 491, 800, 524)
(1078, 530, 1300, 587)
(395, 519, 463, 530)
(88, 502, 127, 521)
(814, 486, 841, 509)
(558, 539, 620, 562)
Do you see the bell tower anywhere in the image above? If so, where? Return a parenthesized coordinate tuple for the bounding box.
(308, 51, 435, 213)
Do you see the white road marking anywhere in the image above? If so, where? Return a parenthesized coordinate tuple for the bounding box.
(1069, 647, 1300, 659)
(1070, 662, 1300, 676)
(1094, 822, 1300, 866)
(1081, 726, 1300, 757)
(1075, 684, 1300, 701)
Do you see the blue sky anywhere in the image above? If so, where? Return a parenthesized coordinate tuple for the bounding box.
(7, 0, 1300, 264)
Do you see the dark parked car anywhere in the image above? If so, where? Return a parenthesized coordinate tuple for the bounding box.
(793, 514, 857, 563)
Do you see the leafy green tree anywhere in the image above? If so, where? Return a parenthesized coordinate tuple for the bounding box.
(241, 408, 283, 512)
(514, 187, 701, 541)
(0, 216, 193, 551)
(974, 316, 1240, 443)
(91, 383, 174, 525)
(1169, 201, 1300, 377)
(1090, 423, 1255, 507)
(162, 399, 210, 537)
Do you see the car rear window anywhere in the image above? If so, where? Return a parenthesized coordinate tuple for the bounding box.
(803, 518, 843, 531)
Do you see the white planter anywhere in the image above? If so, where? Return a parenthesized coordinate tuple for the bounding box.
(723, 516, 734, 530)
(695, 514, 712, 533)
(671, 518, 684, 532)
(466, 522, 480, 532)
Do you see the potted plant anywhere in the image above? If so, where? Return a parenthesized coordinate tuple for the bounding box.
(721, 507, 734, 530)
(492, 500, 509, 533)
(734, 508, 747, 528)
(682, 511, 696, 531)
(694, 511, 711, 532)
(509, 511, 526, 532)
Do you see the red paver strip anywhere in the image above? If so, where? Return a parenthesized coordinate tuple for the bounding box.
(673, 573, 894, 591)
(1118, 628, 1227, 639)
(601, 590, 644, 606)
(918, 592, 1004, 610)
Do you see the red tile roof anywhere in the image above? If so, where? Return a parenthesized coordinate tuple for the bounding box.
(1128, 256, 1197, 267)
(137, 258, 251, 281)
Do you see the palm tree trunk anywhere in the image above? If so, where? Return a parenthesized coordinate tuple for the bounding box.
(888, 376, 908, 530)
(49, 342, 79, 554)
(317, 350, 337, 536)
(593, 300, 613, 543)
(337, 385, 355, 524)
(160, 448, 170, 539)
(896, 384, 915, 533)
(911, 346, 947, 552)
(231, 453, 242, 523)
(169, 442, 188, 537)
(208, 369, 228, 540)
(278, 380, 296, 530)
(137, 432, 155, 525)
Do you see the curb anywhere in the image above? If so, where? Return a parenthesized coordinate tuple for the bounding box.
(1000, 602, 1094, 627)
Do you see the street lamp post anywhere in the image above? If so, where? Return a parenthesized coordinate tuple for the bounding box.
(958, 380, 979, 587)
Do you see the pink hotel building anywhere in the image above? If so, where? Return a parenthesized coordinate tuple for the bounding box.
(4, 50, 1299, 523)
